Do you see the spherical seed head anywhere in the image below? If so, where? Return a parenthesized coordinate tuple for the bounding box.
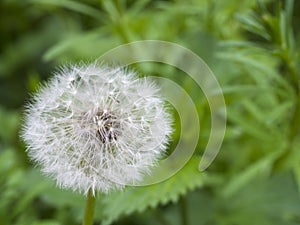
(21, 63, 172, 195)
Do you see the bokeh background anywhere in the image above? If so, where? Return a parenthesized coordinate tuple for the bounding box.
(1, 0, 300, 225)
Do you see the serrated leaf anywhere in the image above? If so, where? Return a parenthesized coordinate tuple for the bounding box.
(101, 156, 206, 225)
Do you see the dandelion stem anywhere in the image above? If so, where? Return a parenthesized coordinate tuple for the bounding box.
(83, 189, 96, 225)
(179, 196, 188, 225)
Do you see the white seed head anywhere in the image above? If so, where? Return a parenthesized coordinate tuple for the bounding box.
(21, 63, 172, 195)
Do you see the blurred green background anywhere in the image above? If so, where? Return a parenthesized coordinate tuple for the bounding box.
(1, 0, 300, 225)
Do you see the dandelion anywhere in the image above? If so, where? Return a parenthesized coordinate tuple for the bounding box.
(21, 62, 172, 196)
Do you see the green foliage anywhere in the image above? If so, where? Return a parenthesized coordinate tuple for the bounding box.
(216, 173, 300, 225)
(1, 0, 300, 225)
(101, 157, 206, 225)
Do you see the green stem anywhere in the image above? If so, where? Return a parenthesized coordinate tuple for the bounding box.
(83, 189, 96, 225)
(179, 197, 188, 225)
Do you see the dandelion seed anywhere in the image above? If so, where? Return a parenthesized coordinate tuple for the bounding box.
(21, 63, 172, 195)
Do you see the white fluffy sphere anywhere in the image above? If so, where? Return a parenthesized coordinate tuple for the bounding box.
(21, 63, 172, 195)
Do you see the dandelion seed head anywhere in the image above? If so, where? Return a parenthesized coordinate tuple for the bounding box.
(21, 63, 172, 195)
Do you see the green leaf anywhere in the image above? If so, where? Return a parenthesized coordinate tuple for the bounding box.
(237, 13, 271, 40)
(279, 11, 288, 50)
(220, 85, 267, 94)
(265, 100, 294, 124)
(221, 150, 284, 198)
(284, 0, 295, 50)
(30, 221, 60, 225)
(219, 173, 300, 225)
(43, 30, 118, 62)
(101, 156, 206, 225)
(30, 0, 104, 20)
(217, 50, 293, 95)
(227, 108, 272, 141)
